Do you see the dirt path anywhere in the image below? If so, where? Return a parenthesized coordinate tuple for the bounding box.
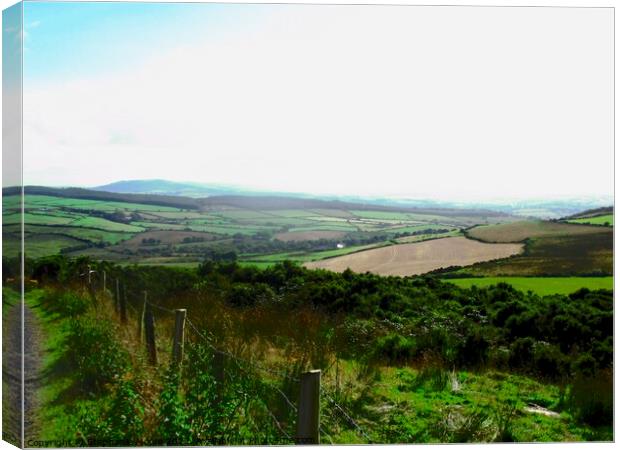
(2, 302, 44, 445)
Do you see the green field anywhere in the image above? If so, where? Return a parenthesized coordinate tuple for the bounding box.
(3, 193, 481, 265)
(69, 216, 145, 232)
(242, 242, 390, 264)
(568, 214, 613, 226)
(4, 234, 86, 259)
(445, 277, 613, 296)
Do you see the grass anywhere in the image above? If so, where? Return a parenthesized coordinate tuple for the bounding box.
(466, 221, 606, 243)
(351, 210, 418, 221)
(4, 234, 86, 258)
(568, 215, 613, 227)
(444, 277, 613, 296)
(9, 224, 134, 245)
(4, 212, 75, 226)
(242, 242, 391, 264)
(288, 223, 358, 232)
(465, 232, 612, 277)
(69, 217, 145, 233)
(18, 195, 183, 212)
(371, 366, 607, 442)
(395, 230, 461, 243)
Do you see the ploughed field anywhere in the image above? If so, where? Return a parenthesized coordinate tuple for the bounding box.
(304, 236, 523, 276)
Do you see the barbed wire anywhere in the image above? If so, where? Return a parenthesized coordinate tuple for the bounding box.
(320, 425, 335, 445)
(185, 317, 300, 383)
(325, 394, 373, 443)
(145, 300, 177, 315)
(102, 277, 370, 444)
(264, 407, 293, 442)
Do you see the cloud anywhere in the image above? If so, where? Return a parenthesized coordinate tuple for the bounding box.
(22, 6, 613, 199)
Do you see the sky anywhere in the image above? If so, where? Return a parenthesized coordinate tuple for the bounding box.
(14, 2, 615, 201)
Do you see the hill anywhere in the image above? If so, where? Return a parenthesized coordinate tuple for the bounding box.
(94, 179, 246, 198)
(562, 206, 613, 220)
(4, 186, 511, 218)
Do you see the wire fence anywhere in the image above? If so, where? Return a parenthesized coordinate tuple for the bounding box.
(85, 270, 373, 445)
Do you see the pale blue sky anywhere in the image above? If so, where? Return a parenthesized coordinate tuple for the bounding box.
(15, 3, 615, 201)
(24, 1, 269, 83)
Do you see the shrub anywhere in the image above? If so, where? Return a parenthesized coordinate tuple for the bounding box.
(40, 290, 90, 317)
(532, 343, 567, 379)
(566, 370, 613, 427)
(455, 327, 490, 367)
(373, 334, 417, 363)
(78, 379, 145, 445)
(67, 316, 129, 392)
(508, 337, 534, 369)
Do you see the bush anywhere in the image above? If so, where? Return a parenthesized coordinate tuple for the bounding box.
(44, 291, 90, 317)
(455, 327, 489, 367)
(532, 343, 567, 379)
(78, 379, 145, 445)
(566, 370, 613, 427)
(508, 337, 534, 369)
(373, 334, 417, 363)
(67, 316, 129, 392)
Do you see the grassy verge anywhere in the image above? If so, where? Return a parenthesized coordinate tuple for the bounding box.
(25, 287, 149, 445)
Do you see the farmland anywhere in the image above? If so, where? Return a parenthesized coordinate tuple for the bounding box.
(3, 189, 508, 268)
(460, 220, 612, 277)
(2, 188, 614, 445)
(465, 220, 608, 243)
(304, 237, 523, 276)
(445, 277, 613, 296)
(567, 214, 613, 226)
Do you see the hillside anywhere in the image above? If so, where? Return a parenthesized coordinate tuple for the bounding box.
(94, 179, 248, 198)
(562, 206, 613, 220)
(4, 186, 512, 218)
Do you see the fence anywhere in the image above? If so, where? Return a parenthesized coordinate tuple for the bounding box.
(82, 267, 372, 445)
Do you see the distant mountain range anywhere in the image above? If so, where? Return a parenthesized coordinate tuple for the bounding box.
(95, 179, 248, 197)
(93, 179, 612, 219)
(3, 179, 610, 219)
(5, 185, 508, 218)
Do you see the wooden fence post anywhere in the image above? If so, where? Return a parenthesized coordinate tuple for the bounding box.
(138, 291, 147, 341)
(120, 283, 128, 325)
(172, 309, 187, 366)
(295, 370, 321, 445)
(87, 265, 96, 302)
(144, 303, 157, 365)
(102, 270, 107, 293)
(115, 279, 120, 313)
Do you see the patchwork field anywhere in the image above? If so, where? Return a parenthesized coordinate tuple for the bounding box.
(3, 191, 497, 265)
(304, 236, 523, 276)
(273, 230, 348, 241)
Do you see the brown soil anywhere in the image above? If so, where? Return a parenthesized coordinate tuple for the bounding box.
(304, 236, 523, 276)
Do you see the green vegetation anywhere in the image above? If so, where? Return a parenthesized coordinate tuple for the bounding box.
(444, 277, 613, 296)
(68, 217, 145, 233)
(462, 232, 612, 277)
(4, 193, 472, 265)
(568, 214, 613, 227)
(455, 221, 612, 277)
(11, 256, 611, 444)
